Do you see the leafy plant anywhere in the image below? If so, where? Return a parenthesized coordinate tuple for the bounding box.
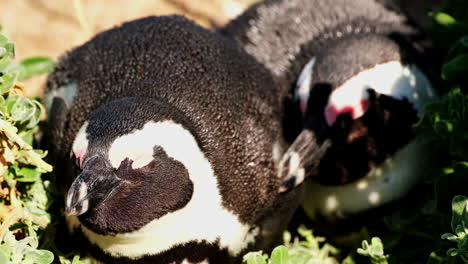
(0, 28, 90, 264)
(441, 196, 468, 262)
(0, 226, 54, 264)
(356, 237, 388, 264)
(0, 29, 56, 264)
(431, 0, 468, 84)
(243, 226, 339, 264)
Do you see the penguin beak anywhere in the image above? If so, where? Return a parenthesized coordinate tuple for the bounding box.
(66, 155, 124, 216)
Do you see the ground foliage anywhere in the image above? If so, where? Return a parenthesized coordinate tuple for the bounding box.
(0, 29, 89, 264)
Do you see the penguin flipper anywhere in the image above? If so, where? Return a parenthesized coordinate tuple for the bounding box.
(48, 96, 69, 136)
(278, 130, 331, 192)
(42, 95, 69, 164)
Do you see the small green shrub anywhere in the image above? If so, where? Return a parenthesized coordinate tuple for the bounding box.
(0, 29, 87, 264)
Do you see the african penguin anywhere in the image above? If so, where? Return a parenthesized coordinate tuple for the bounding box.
(44, 16, 305, 264)
(220, 0, 439, 221)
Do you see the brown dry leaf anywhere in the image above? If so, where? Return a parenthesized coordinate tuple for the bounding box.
(9, 82, 25, 96)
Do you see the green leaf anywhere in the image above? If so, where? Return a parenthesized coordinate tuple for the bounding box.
(23, 249, 54, 264)
(10, 98, 37, 124)
(428, 250, 450, 264)
(9, 98, 42, 129)
(71, 255, 82, 264)
(15, 166, 42, 182)
(4, 169, 17, 188)
(0, 54, 12, 72)
(341, 255, 356, 264)
(17, 57, 54, 81)
(433, 12, 457, 26)
(25, 100, 43, 129)
(283, 231, 292, 245)
(357, 237, 389, 264)
(18, 128, 35, 145)
(441, 233, 458, 241)
(0, 34, 8, 46)
(442, 54, 468, 81)
(0, 71, 17, 95)
(270, 246, 289, 264)
(434, 120, 454, 136)
(447, 36, 468, 59)
(461, 36, 468, 47)
(0, 95, 6, 115)
(0, 35, 14, 61)
(447, 248, 460, 257)
(26, 224, 39, 249)
(4, 43, 15, 59)
(0, 244, 11, 264)
(5, 94, 21, 114)
(243, 252, 267, 264)
(441, 0, 468, 24)
(451, 195, 468, 233)
(370, 237, 384, 255)
(28, 180, 51, 210)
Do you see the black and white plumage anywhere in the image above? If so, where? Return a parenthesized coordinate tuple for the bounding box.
(221, 0, 439, 221)
(44, 16, 303, 264)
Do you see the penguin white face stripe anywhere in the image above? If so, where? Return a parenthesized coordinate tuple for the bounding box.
(72, 122, 89, 167)
(66, 181, 89, 215)
(324, 60, 436, 126)
(73, 121, 253, 259)
(295, 57, 316, 115)
(108, 140, 155, 170)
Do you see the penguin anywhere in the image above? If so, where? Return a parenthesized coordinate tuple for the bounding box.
(220, 0, 439, 222)
(43, 16, 307, 264)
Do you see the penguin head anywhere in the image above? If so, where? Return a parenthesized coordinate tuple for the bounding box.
(66, 97, 195, 235)
(294, 33, 436, 184)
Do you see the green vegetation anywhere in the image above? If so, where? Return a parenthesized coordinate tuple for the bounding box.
(243, 226, 339, 264)
(442, 196, 468, 262)
(0, 30, 54, 264)
(0, 30, 89, 264)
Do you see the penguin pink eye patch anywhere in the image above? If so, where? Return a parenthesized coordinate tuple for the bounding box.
(74, 149, 87, 168)
(324, 99, 369, 126)
(323, 86, 372, 126)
